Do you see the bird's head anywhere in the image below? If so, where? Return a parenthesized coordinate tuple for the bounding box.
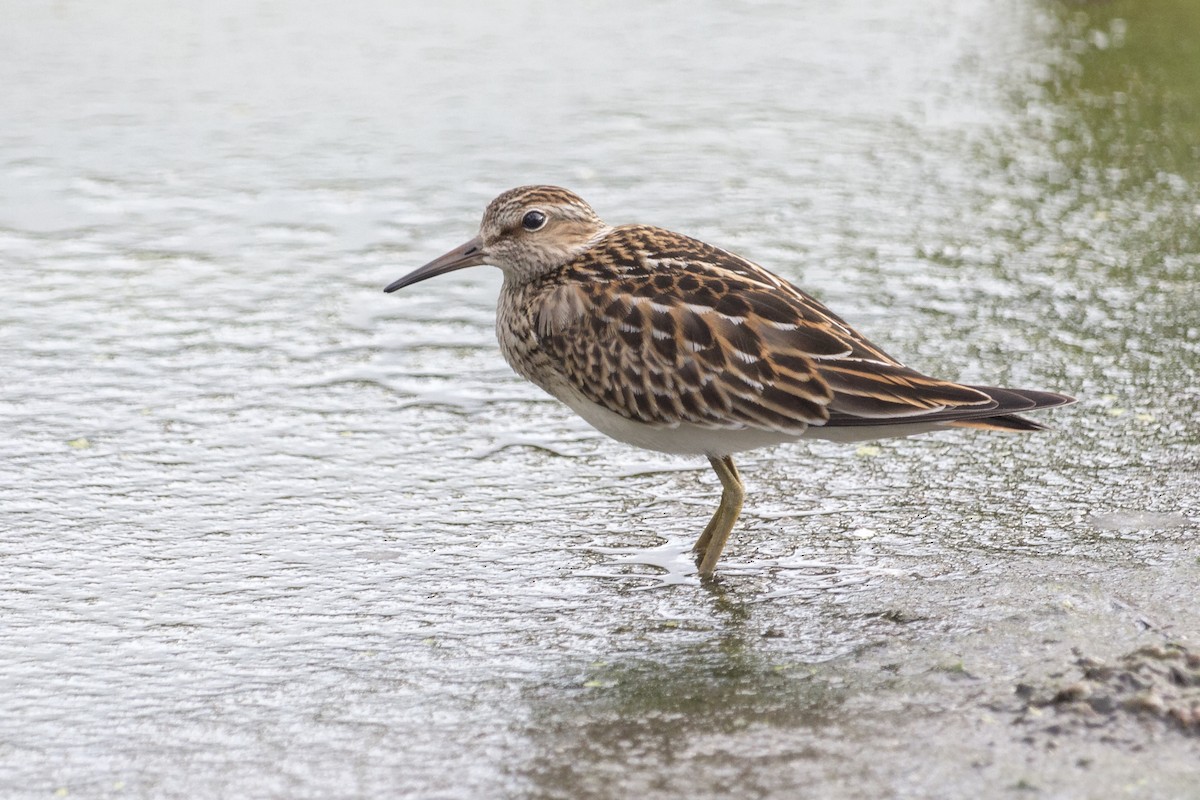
(384, 185, 610, 293)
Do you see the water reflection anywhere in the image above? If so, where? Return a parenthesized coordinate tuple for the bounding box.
(519, 605, 847, 797)
(1048, 0, 1200, 192)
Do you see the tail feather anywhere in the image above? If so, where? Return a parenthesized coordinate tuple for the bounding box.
(945, 414, 1048, 432)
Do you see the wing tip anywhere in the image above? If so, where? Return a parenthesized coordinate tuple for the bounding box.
(970, 386, 1077, 414)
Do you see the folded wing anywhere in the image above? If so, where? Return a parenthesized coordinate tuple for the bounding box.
(534, 225, 1073, 433)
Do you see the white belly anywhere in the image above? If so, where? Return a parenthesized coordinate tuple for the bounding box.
(551, 384, 943, 456)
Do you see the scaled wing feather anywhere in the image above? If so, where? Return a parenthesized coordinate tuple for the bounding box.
(530, 225, 1023, 432)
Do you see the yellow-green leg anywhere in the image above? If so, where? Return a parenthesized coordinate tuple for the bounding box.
(691, 455, 744, 578)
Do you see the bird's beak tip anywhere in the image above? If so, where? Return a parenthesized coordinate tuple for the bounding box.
(382, 235, 486, 295)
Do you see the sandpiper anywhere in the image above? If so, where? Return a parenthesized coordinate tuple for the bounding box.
(384, 186, 1074, 579)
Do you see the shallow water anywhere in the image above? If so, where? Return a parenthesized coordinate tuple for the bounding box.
(2, 1, 1198, 797)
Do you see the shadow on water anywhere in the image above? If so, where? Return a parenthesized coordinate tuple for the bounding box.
(516, 592, 855, 798)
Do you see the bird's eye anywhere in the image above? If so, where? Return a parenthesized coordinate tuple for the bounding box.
(521, 210, 547, 231)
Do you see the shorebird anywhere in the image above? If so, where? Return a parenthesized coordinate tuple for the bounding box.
(384, 186, 1074, 579)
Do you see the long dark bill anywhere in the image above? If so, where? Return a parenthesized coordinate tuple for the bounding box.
(383, 235, 487, 293)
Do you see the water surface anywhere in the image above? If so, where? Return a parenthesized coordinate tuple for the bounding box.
(1, 1, 1198, 797)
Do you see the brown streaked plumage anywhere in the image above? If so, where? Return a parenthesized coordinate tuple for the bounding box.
(384, 185, 1075, 580)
